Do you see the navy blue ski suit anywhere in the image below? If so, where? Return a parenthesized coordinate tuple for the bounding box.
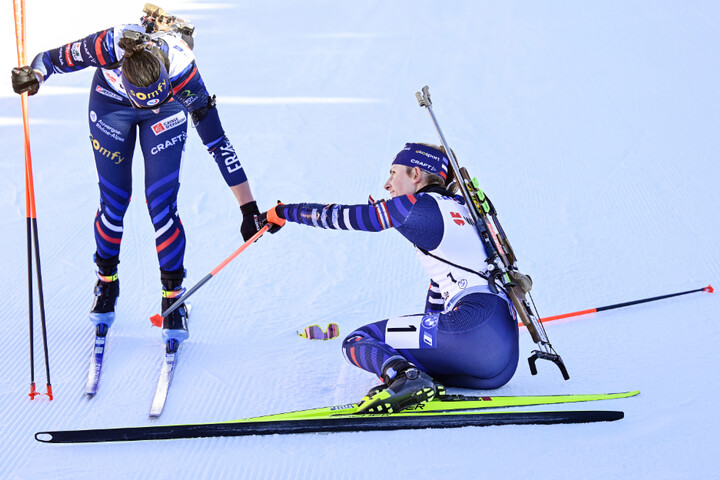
(280, 185, 519, 389)
(30, 24, 248, 271)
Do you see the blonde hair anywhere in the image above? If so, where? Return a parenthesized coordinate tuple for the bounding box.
(406, 142, 458, 194)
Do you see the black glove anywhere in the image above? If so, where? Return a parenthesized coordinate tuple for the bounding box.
(11, 66, 41, 96)
(240, 200, 261, 241)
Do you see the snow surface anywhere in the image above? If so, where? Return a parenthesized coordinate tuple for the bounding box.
(1, 1, 719, 478)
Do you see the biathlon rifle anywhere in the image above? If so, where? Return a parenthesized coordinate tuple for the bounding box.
(415, 85, 569, 380)
(141, 3, 195, 44)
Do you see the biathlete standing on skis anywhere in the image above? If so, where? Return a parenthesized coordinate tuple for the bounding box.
(258, 143, 520, 412)
(10, 7, 263, 351)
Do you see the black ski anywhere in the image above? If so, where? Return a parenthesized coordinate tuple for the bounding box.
(35, 409, 623, 444)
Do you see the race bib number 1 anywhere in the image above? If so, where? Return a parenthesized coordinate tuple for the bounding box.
(385, 314, 439, 349)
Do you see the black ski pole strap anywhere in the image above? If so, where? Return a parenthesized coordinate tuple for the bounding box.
(414, 246, 504, 294)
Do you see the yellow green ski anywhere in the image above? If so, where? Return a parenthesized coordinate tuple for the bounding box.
(240, 390, 639, 423)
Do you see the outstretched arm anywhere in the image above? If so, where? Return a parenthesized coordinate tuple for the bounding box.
(12, 27, 120, 95)
(262, 192, 447, 253)
(275, 195, 419, 232)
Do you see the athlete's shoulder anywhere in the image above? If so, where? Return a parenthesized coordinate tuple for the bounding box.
(159, 33, 196, 77)
(408, 190, 453, 210)
(418, 187, 465, 204)
(384, 193, 420, 216)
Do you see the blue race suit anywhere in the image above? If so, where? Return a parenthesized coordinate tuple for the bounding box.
(31, 24, 248, 271)
(280, 185, 520, 389)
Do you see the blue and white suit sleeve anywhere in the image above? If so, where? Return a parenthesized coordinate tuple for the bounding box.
(30, 27, 120, 79)
(280, 193, 446, 249)
(280, 194, 421, 232)
(171, 56, 248, 186)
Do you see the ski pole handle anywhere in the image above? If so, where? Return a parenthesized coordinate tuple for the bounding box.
(150, 224, 271, 326)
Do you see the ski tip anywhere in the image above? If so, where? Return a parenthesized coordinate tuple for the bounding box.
(605, 390, 640, 400)
(703, 284, 714, 293)
(614, 390, 640, 397)
(35, 432, 53, 443)
(602, 410, 624, 422)
(150, 314, 164, 327)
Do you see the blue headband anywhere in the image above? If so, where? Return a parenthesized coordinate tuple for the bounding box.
(121, 55, 172, 108)
(392, 143, 449, 180)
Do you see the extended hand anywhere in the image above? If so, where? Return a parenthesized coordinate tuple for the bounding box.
(259, 203, 286, 234)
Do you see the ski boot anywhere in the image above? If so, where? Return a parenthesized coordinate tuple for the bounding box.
(89, 271, 119, 337)
(357, 360, 442, 414)
(361, 380, 446, 404)
(160, 269, 189, 353)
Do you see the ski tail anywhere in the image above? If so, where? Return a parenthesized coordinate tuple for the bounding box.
(148, 348, 179, 418)
(35, 409, 624, 444)
(149, 304, 191, 417)
(84, 330, 108, 396)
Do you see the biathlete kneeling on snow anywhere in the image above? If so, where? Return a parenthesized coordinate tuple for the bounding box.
(258, 143, 520, 412)
(11, 7, 264, 352)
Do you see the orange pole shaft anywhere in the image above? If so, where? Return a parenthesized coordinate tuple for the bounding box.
(520, 285, 713, 328)
(15, 0, 52, 399)
(210, 225, 270, 276)
(538, 308, 598, 324)
(14, 0, 36, 218)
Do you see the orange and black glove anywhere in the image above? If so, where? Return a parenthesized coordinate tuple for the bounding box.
(259, 202, 286, 234)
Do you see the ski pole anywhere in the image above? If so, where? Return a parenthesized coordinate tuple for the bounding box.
(14, 0, 53, 400)
(524, 284, 714, 327)
(15, 0, 35, 400)
(150, 224, 271, 326)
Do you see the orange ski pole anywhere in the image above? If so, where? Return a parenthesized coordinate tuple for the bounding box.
(150, 225, 272, 327)
(522, 284, 714, 327)
(14, 0, 53, 400)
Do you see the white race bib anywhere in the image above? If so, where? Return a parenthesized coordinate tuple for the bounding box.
(385, 314, 439, 349)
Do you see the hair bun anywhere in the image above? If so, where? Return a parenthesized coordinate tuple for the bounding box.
(118, 37, 145, 58)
